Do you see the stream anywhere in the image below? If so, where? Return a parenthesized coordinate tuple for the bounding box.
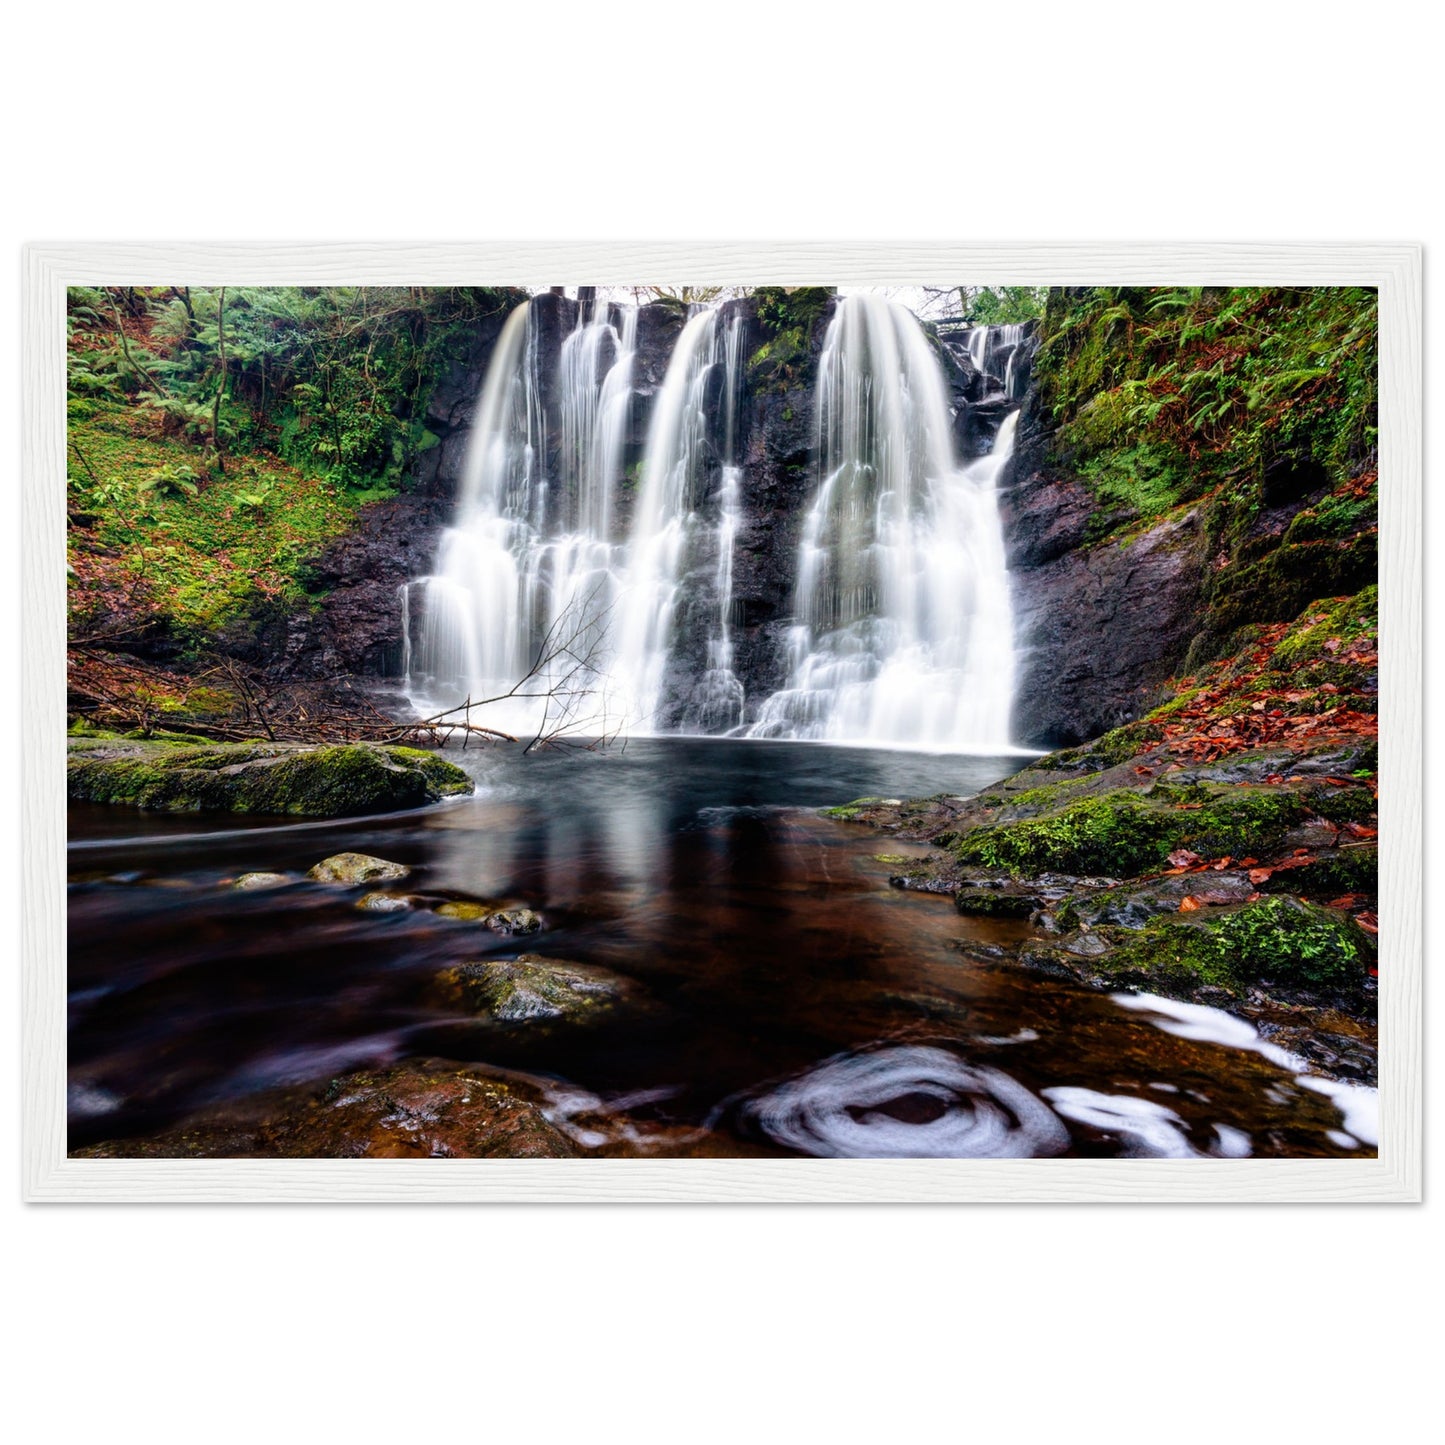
(67, 738, 1375, 1159)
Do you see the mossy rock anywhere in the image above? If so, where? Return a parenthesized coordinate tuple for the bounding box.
(436, 955, 633, 1023)
(1099, 895, 1374, 997)
(232, 871, 292, 890)
(435, 900, 497, 922)
(308, 853, 411, 885)
(953, 785, 1310, 879)
(822, 796, 900, 821)
(1260, 846, 1377, 900)
(954, 887, 1052, 919)
(66, 738, 472, 817)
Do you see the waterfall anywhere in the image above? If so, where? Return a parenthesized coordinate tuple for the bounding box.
(405, 290, 1020, 752)
(405, 297, 635, 735)
(679, 311, 747, 733)
(747, 295, 1017, 750)
(612, 306, 748, 733)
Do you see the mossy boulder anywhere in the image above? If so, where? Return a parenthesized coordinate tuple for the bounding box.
(953, 785, 1308, 878)
(436, 955, 634, 1023)
(232, 871, 292, 890)
(67, 738, 473, 817)
(308, 852, 411, 885)
(1096, 896, 1374, 997)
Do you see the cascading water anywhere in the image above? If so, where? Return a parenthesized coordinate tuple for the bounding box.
(748, 294, 1017, 750)
(405, 297, 636, 735)
(407, 289, 1020, 751)
(608, 306, 748, 733)
(678, 311, 747, 733)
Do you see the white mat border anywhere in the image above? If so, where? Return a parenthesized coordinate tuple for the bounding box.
(22, 241, 1422, 1202)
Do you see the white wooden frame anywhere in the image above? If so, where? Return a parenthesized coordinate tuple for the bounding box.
(22, 242, 1423, 1202)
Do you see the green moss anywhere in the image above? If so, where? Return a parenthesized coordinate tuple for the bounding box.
(1102, 896, 1372, 995)
(954, 785, 1307, 878)
(1262, 846, 1377, 899)
(1302, 784, 1376, 826)
(1270, 586, 1378, 668)
(821, 796, 894, 821)
(67, 739, 472, 816)
(955, 792, 1173, 876)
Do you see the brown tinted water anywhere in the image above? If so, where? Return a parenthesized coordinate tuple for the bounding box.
(67, 738, 1374, 1158)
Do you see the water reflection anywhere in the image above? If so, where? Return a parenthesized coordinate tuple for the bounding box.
(67, 739, 1375, 1158)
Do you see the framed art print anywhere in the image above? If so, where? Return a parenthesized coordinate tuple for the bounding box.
(21, 241, 1423, 1201)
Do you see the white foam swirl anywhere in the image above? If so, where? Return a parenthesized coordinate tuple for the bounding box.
(740, 1045, 1069, 1159)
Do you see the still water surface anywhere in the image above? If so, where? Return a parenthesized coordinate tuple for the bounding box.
(68, 739, 1374, 1158)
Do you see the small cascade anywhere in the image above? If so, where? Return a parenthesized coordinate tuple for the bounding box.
(964, 320, 1031, 400)
(405, 297, 636, 734)
(748, 295, 1017, 750)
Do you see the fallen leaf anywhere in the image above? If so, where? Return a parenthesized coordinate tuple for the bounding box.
(1179, 896, 1202, 912)
(1167, 849, 1203, 868)
(1248, 868, 1273, 885)
(1357, 911, 1379, 935)
(1211, 856, 1232, 870)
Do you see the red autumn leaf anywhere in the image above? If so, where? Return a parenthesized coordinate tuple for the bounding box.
(1248, 868, 1273, 884)
(1346, 823, 1379, 839)
(1357, 913, 1379, 935)
(1211, 856, 1232, 870)
(1167, 849, 1203, 868)
(1179, 896, 1202, 912)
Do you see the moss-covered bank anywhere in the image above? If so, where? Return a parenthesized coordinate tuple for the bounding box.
(67, 735, 472, 816)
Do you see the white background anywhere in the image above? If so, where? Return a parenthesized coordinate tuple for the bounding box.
(3, 3, 1438, 1441)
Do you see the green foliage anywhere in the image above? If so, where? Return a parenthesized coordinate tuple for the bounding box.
(1035, 286, 1378, 540)
(138, 462, 200, 498)
(753, 286, 834, 335)
(68, 285, 520, 489)
(958, 286, 1048, 325)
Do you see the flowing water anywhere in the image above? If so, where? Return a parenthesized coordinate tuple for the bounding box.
(405, 298, 638, 737)
(68, 741, 1374, 1159)
(748, 296, 1017, 747)
(405, 292, 1021, 751)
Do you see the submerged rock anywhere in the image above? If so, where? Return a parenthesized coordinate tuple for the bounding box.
(70, 1061, 577, 1159)
(232, 871, 292, 890)
(355, 891, 420, 913)
(308, 852, 411, 885)
(436, 955, 634, 1023)
(485, 907, 542, 936)
(435, 900, 497, 922)
(67, 738, 473, 817)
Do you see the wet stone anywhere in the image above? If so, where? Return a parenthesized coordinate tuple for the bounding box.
(307, 852, 411, 885)
(436, 955, 634, 1023)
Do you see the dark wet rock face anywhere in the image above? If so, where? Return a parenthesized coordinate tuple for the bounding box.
(1004, 490, 1210, 748)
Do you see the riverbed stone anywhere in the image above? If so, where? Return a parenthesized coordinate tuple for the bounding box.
(437, 955, 633, 1023)
(355, 891, 420, 912)
(308, 852, 411, 885)
(484, 906, 543, 935)
(70, 1062, 578, 1159)
(435, 900, 497, 922)
(232, 872, 292, 890)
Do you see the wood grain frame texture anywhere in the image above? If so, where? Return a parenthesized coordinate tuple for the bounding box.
(21, 242, 1423, 1203)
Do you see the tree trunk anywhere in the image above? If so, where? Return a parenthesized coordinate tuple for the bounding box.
(211, 286, 227, 474)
